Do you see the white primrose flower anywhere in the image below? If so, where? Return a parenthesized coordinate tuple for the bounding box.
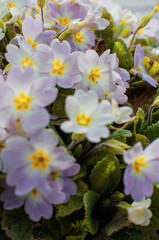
(128, 198, 152, 226)
(111, 99, 133, 124)
(120, 9, 138, 26)
(60, 89, 115, 143)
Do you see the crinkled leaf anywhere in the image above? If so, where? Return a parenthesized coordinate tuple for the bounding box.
(112, 229, 143, 240)
(72, 163, 87, 181)
(56, 180, 88, 218)
(86, 145, 109, 167)
(143, 121, 159, 142)
(110, 129, 132, 143)
(134, 108, 145, 133)
(1, 209, 33, 240)
(73, 144, 83, 160)
(109, 39, 133, 70)
(89, 154, 121, 194)
(83, 190, 100, 235)
(135, 133, 149, 148)
(143, 56, 159, 78)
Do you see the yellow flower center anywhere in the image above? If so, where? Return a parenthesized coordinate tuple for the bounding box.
(88, 68, 101, 84)
(58, 17, 69, 26)
(13, 93, 32, 111)
(73, 31, 84, 44)
(51, 171, 59, 181)
(22, 57, 34, 69)
(7, 2, 16, 10)
(51, 60, 66, 76)
(31, 189, 39, 197)
(138, 28, 144, 35)
(71, 0, 75, 4)
(76, 113, 92, 127)
(132, 157, 147, 174)
(153, 3, 159, 13)
(27, 38, 37, 50)
(121, 20, 127, 26)
(30, 150, 51, 171)
(104, 91, 109, 99)
(0, 142, 6, 152)
(136, 68, 141, 72)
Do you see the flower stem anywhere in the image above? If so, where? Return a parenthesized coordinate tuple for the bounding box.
(148, 105, 154, 126)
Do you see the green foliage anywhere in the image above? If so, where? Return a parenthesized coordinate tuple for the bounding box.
(110, 129, 132, 143)
(1, 209, 33, 240)
(89, 154, 121, 194)
(112, 229, 143, 240)
(142, 56, 159, 78)
(83, 190, 100, 235)
(94, 9, 115, 47)
(52, 88, 74, 118)
(143, 121, 159, 142)
(134, 133, 149, 148)
(109, 39, 133, 70)
(134, 108, 145, 133)
(56, 180, 88, 218)
(86, 145, 109, 167)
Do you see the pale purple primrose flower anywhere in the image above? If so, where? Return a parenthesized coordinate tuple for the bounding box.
(21, 16, 56, 48)
(1, 129, 80, 197)
(132, 44, 158, 88)
(35, 39, 81, 88)
(0, 67, 57, 134)
(60, 89, 115, 143)
(123, 140, 159, 201)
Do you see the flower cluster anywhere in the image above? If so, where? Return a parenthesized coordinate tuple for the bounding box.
(0, 0, 159, 235)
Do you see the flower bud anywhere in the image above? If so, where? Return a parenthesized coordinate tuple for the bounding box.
(138, 11, 154, 29)
(37, 0, 46, 8)
(152, 96, 159, 108)
(106, 140, 130, 155)
(72, 133, 85, 142)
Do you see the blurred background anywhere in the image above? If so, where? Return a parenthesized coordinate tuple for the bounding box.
(113, 0, 156, 12)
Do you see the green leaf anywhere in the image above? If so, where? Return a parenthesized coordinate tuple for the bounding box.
(109, 39, 133, 70)
(134, 108, 145, 133)
(89, 154, 121, 194)
(134, 133, 149, 148)
(86, 145, 109, 167)
(52, 88, 74, 118)
(112, 229, 143, 240)
(143, 121, 159, 142)
(106, 211, 127, 237)
(110, 129, 132, 143)
(1, 209, 33, 240)
(56, 180, 88, 218)
(143, 56, 159, 79)
(42, 216, 62, 240)
(83, 190, 100, 235)
(0, 230, 10, 240)
(94, 9, 115, 47)
(72, 163, 87, 181)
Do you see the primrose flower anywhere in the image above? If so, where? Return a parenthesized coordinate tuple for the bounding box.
(76, 49, 117, 99)
(68, 27, 96, 52)
(111, 99, 133, 124)
(0, 184, 64, 222)
(120, 9, 137, 26)
(128, 198, 152, 226)
(49, 2, 87, 30)
(60, 89, 115, 143)
(35, 39, 81, 88)
(21, 16, 56, 47)
(5, 40, 39, 72)
(1, 129, 79, 196)
(0, 67, 57, 134)
(131, 44, 158, 88)
(123, 140, 159, 201)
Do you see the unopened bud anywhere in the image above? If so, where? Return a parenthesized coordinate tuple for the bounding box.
(58, 29, 72, 41)
(138, 11, 154, 29)
(152, 96, 159, 108)
(0, 20, 6, 33)
(72, 133, 85, 142)
(106, 140, 130, 155)
(37, 0, 46, 8)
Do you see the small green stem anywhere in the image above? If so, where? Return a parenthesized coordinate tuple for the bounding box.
(128, 27, 139, 49)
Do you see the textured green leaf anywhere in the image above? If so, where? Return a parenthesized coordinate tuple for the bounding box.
(143, 121, 159, 142)
(42, 217, 61, 240)
(110, 129, 132, 143)
(106, 211, 127, 237)
(56, 180, 88, 218)
(86, 145, 109, 167)
(134, 108, 145, 133)
(134, 133, 149, 148)
(83, 190, 100, 235)
(1, 209, 33, 240)
(143, 56, 159, 78)
(95, 9, 115, 47)
(109, 39, 133, 70)
(112, 229, 143, 240)
(89, 154, 121, 194)
(72, 163, 87, 181)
